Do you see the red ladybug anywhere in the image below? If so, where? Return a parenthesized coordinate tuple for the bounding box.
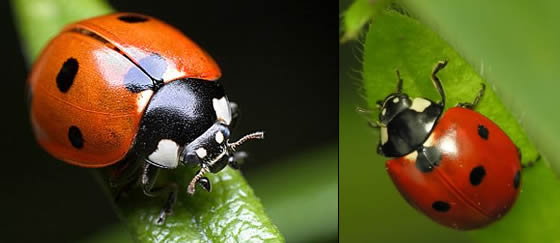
(372, 60, 522, 230)
(27, 13, 263, 223)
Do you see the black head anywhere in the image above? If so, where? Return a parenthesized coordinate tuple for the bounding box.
(378, 93, 413, 125)
(375, 79, 444, 158)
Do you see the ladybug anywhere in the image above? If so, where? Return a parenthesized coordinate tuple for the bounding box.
(27, 13, 263, 223)
(371, 60, 524, 230)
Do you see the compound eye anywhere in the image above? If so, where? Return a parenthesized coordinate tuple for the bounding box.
(182, 153, 201, 167)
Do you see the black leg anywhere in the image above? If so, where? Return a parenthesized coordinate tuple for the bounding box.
(395, 70, 403, 93)
(197, 177, 211, 192)
(522, 155, 541, 169)
(356, 107, 382, 128)
(229, 101, 239, 129)
(187, 165, 210, 195)
(368, 120, 384, 128)
(141, 162, 178, 225)
(458, 84, 485, 110)
(228, 151, 248, 169)
(516, 146, 540, 169)
(431, 60, 448, 107)
(109, 155, 142, 188)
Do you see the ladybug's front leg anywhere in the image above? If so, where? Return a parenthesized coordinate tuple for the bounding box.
(430, 60, 448, 107)
(458, 83, 486, 110)
(141, 162, 178, 225)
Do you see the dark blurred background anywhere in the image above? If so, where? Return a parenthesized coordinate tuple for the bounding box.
(1, 1, 336, 242)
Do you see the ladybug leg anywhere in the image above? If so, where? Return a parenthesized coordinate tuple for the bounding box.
(140, 162, 178, 225)
(458, 83, 486, 109)
(522, 154, 541, 169)
(109, 155, 143, 188)
(516, 146, 541, 169)
(109, 157, 144, 202)
(228, 151, 248, 169)
(431, 60, 448, 107)
(229, 101, 240, 129)
(187, 165, 211, 194)
(395, 70, 403, 93)
(356, 106, 383, 128)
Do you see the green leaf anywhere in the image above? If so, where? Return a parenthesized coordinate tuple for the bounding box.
(12, 0, 284, 242)
(361, 9, 560, 242)
(100, 167, 283, 243)
(399, 0, 560, 177)
(340, 0, 391, 43)
(248, 145, 338, 242)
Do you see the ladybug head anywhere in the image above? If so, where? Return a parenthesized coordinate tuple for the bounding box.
(376, 70, 411, 126)
(377, 93, 412, 125)
(179, 122, 264, 194)
(179, 122, 263, 172)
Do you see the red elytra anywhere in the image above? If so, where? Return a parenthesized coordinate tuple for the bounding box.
(386, 107, 521, 230)
(374, 61, 522, 230)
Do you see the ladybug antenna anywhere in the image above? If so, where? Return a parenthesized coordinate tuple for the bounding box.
(395, 70, 403, 93)
(228, 131, 265, 152)
(187, 166, 210, 194)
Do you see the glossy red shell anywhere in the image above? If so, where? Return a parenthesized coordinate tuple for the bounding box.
(28, 13, 221, 167)
(386, 107, 521, 230)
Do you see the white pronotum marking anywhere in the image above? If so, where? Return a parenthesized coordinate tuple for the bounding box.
(215, 131, 224, 144)
(404, 150, 419, 162)
(148, 139, 179, 168)
(381, 108, 387, 116)
(196, 148, 208, 158)
(380, 127, 389, 145)
(136, 90, 154, 113)
(410, 98, 431, 112)
(212, 97, 232, 125)
(393, 97, 399, 103)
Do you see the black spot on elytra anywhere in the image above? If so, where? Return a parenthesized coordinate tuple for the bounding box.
(432, 201, 451, 212)
(513, 170, 521, 189)
(68, 126, 84, 149)
(469, 166, 486, 186)
(478, 124, 489, 140)
(56, 58, 78, 93)
(118, 15, 149, 23)
(416, 146, 442, 173)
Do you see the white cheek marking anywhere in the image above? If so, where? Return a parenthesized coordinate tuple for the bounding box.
(410, 98, 432, 112)
(148, 139, 179, 168)
(381, 108, 387, 116)
(196, 148, 207, 158)
(213, 97, 232, 125)
(137, 90, 154, 113)
(393, 97, 399, 103)
(380, 127, 389, 145)
(215, 131, 224, 144)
